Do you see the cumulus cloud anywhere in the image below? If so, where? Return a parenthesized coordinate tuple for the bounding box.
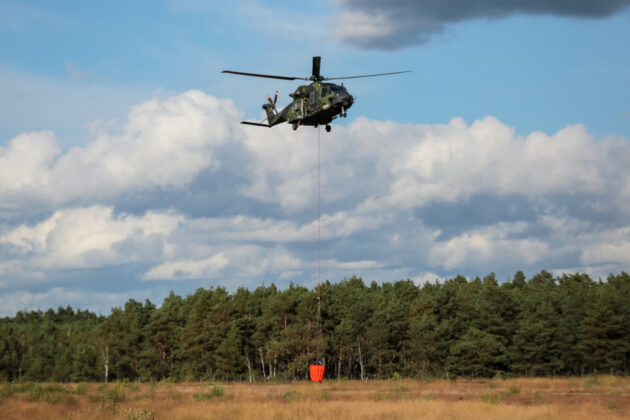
(331, 0, 630, 49)
(2, 89, 630, 313)
(143, 253, 230, 280)
(0, 90, 240, 209)
(345, 116, 630, 215)
(0, 205, 387, 285)
(428, 222, 550, 270)
(0, 206, 180, 278)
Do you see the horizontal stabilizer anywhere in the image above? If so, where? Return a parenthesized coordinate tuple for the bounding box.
(241, 121, 270, 127)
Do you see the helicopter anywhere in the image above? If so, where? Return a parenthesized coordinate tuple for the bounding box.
(222, 57, 409, 132)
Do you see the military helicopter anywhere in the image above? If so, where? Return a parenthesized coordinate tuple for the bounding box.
(222, 57, 409, 132)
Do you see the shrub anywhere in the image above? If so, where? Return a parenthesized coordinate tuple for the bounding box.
(584, 376, 600, 388)
(24, 384, 77, 406)
(283, 390, 301, 402)
(210, 385, 225, 398)
(372, 392, 385, 401)
(119, 381, 139, 392)
(479, 392, 500, 404)
(143, 383, 156, 401)
(122, 406, 155, 420)
(74, 383, 88, 395)
(193, 385, 226, 401)
(506, 385, 521, 395)
(100, 383, 126, 403)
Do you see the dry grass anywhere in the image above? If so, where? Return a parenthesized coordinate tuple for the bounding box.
(1, 377, 629, 419)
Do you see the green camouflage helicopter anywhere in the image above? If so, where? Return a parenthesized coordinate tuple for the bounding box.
(222, 57, 409, 132)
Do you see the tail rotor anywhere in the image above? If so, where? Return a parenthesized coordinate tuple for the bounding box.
(266, 90, 279, 114)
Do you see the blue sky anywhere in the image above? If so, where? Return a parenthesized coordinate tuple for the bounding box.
(1, 0, 629, 315)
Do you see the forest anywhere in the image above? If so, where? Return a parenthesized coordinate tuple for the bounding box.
(1, 271, 629, 383)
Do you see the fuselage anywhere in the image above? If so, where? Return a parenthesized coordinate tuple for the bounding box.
(267, 82, 354, 128)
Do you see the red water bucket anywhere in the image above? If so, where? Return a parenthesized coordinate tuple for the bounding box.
(309, 364, 325, 382)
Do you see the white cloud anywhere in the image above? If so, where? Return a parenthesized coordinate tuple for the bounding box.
(1, 206, 181, 274)
(2, 89, 630, 308)
(143, 253, 229, 280)
(0, 287, 162, 317)
(579, 226, 630, 266)
(0, 131, 59, 194)
(428, 222, 550, 270)
(0, 90, 241, 208)
(374, 117, 615, 210)
(324, 259, 383, 270)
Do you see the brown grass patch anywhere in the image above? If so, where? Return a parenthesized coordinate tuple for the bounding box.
(1, 377, 628, 419)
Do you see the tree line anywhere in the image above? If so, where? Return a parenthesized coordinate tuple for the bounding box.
(1, 271, 629, 382)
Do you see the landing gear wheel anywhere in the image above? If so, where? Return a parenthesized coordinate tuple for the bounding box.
(325, 124, 331, 132)
(292, 122, 298, 131)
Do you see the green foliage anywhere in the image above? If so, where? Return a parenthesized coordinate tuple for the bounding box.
(479, 392, 500, 404)
(282, 389, 301, 402)
(74, 383, 88, 395)
(391, 382, 409, 394)
(372, 392, 386, 401)
(98, 383, 126, 403)
(0, 384, 17, 398)
(142, 383, 156, 401)
(193, 385, 225, 401)
(1, 272, 629, 382)
(122, 406, 155, 420)
(24, 383, 77, 405)
(210, 384, 225, 397)
(506, 384, 521, 395)
(584, 376, 600, 387)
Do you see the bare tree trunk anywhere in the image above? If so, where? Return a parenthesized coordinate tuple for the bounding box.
(102, 344, 109, 384)
(338, 338, 343, 379)
(259, 348, 266, 380)
(358, 340, 365, 381)
(246, 354, 253, 383)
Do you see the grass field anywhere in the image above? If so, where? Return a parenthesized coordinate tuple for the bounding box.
(1, 376, 629, 419)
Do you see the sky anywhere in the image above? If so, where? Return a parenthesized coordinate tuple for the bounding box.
(1, 0, 629, 316)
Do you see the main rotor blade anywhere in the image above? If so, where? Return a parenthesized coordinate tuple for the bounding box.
(324, 71, 411, 81)
(222, 70, 308, 81)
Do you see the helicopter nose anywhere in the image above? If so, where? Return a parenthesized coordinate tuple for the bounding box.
(344, 94, 354, 108)
(334, 92, 353, 108)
